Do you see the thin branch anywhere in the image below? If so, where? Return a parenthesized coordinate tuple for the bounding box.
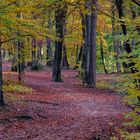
(97, 8, 119, 21)
(1, 34, 31, 44)
(109, 0, 136, 14)
(132, 0, 140, 6)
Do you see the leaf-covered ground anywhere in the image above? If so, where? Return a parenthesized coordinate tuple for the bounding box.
(0, 63, 130, 140)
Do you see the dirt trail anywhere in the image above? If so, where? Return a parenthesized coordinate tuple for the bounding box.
(0, 69, 129, 140)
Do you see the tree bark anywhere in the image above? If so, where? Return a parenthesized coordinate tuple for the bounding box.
(46, 18, 53, 67)
(11, 42, 18, 72)
(100, 42, 108, 74)
(62, 7, 69, 70)
(52, 3, 66, 82)
(0, 43, 4, 106)
(112, 5, 121, 74)
(18, 40, 25, 82)
(116, 41, 121, 73)
(2, 49, 6, 59)
(79, 11, 86, 75)
(37, 40, 43, 64)
(82, 0, 97, 87)
(83, 0, 91, 84)
(46, 37, 53, 67)
(31, 37, 37, 67)
(75, 46, 83, 69)
(62, 45, 69, 69)
(88, 0, 97, 87)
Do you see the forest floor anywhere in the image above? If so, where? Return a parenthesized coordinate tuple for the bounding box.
(0, 62, 130, 140)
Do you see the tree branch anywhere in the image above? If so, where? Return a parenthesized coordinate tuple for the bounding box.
(1, 34, 31, 44)
(132, 0, 140, 6)
(97, 8, 120, 21)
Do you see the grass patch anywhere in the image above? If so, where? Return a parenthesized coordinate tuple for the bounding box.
(96, 82, 110, 90)
(3, 80, 33, 93)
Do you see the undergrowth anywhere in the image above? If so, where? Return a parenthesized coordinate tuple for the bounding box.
(3, 80, 33, 93)
(102, 73, 140, 140)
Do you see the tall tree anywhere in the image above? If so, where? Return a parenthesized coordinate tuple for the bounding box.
(46, 18, 53, 67)
(52, 1, 67, 82)
(111, 4, 121, 74)
(62, 44, 69, 69)
(115, 0, 137, 73)
(82, 0, 91, 85)
(82, 0, 97, 87)
(100, 40, 108, 74)
(0, 42, 4, 106)
(88, 0, 98, 87)
(17, 40, 25, 82)
(62, 7, 69, 69)
(31, 37, 37, 67)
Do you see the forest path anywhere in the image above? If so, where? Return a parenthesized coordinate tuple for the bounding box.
(1, 69, 129, 140)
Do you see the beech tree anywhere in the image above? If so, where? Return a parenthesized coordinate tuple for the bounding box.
(52, 1, 67, 82)
(115, 0, 137, 73)
(46, 18, 53, 67)
(82, 0, 97, 87)
(0, 43, 4, 106)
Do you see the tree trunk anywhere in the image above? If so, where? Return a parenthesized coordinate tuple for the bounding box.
(46, 37, 53, 67)
(62, 8, 69, 70)
(46, 18, 53, 67)
(88, 0, 97, 87)
(52, 3, 66, 82)
(75, 46, 82, 69)
(112, 5, 121, 74)
(0, 43, 4, 106)
(62, 45, 69, 69)
(32, 38, 37, 67)
(11, 43, 18, 72)
(37, 40, 42, 64)
(83, 0, 91, 84)
(2, 49, 6, 59)
(116, 41, 121, 73)
(82, 0, 97, 87)
(100, 42, 108, 74)
(78, 46, 83, 63)
(18, 40, 25, 82)
(79, 11, 86, 76)
(75, 46, 79, 68)
(38, 46, 42, 63)
(115, 0, 136, 73)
